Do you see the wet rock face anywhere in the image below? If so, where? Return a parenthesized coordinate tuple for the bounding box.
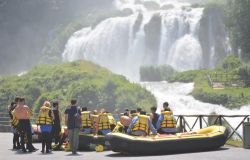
(144, 14, 162, 65)
(199, 6, 228, 68)
(133, 13, 143, 39)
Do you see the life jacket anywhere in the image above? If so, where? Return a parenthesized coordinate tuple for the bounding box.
(132, 115, 150, 134)
(98, 113, 110, 130)
(36, 106, 53, 125)
(11, 110, 19, 127)
(130, 113, 139, 119)
(160, 111, 176, 128)
(81, 111, 92, 128)
(107, 113, 116, 126)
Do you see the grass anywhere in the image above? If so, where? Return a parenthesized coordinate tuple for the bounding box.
(169, 69, 250, 109)
(226, 139, 243, 148)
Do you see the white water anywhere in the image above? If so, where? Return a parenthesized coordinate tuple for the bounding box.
(62, 0, 219, 80)
(141, 81, 250, 136)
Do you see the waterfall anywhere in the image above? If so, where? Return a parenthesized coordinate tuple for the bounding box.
(62, 0, 229, 80)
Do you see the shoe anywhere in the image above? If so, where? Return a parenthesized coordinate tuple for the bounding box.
(13, 146, 17, 150)
(41, 150, 44, 153)
(22, 149, 27, 153)
(46, 150, 50, 153)
(28, 149, 33, 153)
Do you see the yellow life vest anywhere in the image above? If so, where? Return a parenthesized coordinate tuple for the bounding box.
(132, 115, 150, 134)
(130, 113, 138, 119)
(81, 111, 92, 128)
(36, 106, 53, 125)
(160, 111, 176, 128)
(107, 113, 116, 126)
(11, 110, 19, 127)
(98, 113, 110, 130)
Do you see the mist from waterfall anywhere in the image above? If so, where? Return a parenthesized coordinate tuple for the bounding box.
(62, 0, 228, 80)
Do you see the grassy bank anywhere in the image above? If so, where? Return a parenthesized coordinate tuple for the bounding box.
(169, 69, 250, 109)
(169, 56, 250, 109)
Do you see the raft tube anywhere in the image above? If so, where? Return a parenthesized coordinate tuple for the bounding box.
(106, 125, 228, 155)
(78, 133, 109, 150)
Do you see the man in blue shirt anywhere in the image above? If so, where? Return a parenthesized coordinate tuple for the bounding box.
(127, 111, 157, 136)
(64, 99, 81, 154)
(150, 106, 159, 129)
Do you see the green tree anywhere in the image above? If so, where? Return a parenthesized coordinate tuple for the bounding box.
(227, 0, 250, 62)
(238, 64, 250, 87)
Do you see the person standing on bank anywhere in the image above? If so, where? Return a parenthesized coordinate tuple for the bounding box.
(36, 101, 54, 153)
(12, 97, 34, 153)
(8, 97, 20, 150)
(51, 101, 62, 149)
(64, 99, 81, 154)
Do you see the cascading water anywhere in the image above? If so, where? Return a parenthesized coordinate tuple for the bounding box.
(140, 81, 250, 136)
(62, 0, 229, 80)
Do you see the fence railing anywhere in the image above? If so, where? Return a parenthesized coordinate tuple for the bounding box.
(1, 112, 249, 142)
(175, 115, 250, 141)
(207, 73, 245, 88)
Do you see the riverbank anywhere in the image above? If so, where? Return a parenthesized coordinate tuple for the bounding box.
(169, 69, 250, 109)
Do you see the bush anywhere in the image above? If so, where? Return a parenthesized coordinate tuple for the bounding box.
(218, 55, 242, 71)
(140, 65, 176, 81)
(169, 70, 208, 83)
(238, 64, 250, 87)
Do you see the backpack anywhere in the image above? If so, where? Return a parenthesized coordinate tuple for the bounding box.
(74, 107, 81, 128)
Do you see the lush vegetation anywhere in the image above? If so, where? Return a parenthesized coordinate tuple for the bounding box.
(140, 65, 176, 81)
(227, 0, 250, 62)
(0, 60, 156, 113)
(169, 55, 250, 109)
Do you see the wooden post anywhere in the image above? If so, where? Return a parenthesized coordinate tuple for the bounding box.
(180, 116, 183, 132)
(219, 116, 222, 125)
(199, 116, 202, 129)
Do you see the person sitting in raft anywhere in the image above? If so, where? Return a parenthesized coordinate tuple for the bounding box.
(129, 109, 138, 119)
(96, 109, 112, 135)
(162, 102, 169, 111)
(136, 107, 142, 114)
(80, 107, 92, 134)
(106, 111, 117, 130)
(123, 108, 130, 116)
(127, 111, 157, 136)
(91, 110, 99, 134)
(156, 106, 177, 134)
(113, 110, 131, 133)
(150, 106, 159, 129)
